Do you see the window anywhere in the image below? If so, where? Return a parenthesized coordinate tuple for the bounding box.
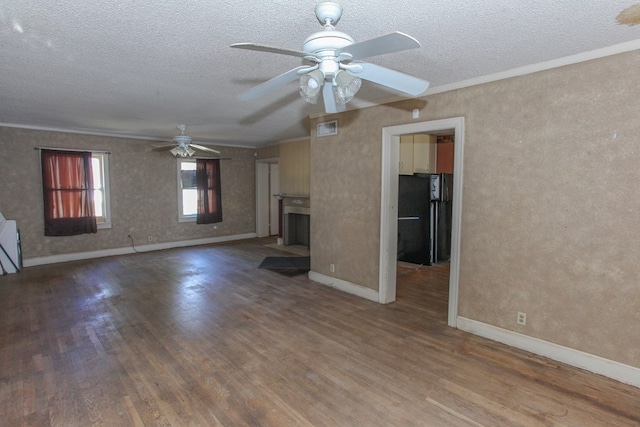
(40, 150, 111, 235)
(177, 158, 223, 223)
(178, 159, 197, 221)
(91, 153, 111, 228)
(195, 158, 223, 224)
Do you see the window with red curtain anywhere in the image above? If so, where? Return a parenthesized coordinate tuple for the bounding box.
(41, 150, 97, 236)
(196, 158, 223, 224)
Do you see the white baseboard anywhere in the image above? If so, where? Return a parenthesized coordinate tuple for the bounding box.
(457, 316, 640, 389)
(23, 233, 257, 267)
(308, 271, 379, 302)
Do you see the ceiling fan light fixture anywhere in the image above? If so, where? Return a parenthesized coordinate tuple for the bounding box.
(333, 70, 361, 104)
(171, 146, 196, 157)
(300, 69, 325, 104)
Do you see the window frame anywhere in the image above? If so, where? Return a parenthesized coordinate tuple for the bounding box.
(92, 152, 111, 229)
(177, 158, 197, 222)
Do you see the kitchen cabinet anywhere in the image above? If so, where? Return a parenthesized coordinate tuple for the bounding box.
(399, 134, 436, 175)
(399, 135, 415, 174)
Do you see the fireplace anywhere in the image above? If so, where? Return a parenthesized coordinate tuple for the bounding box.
(282, 196, 310, 247)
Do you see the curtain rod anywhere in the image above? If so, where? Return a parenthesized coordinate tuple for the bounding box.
(33, 146, 110, 154)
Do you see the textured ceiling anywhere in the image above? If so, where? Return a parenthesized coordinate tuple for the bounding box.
(1, 1, 640, 148)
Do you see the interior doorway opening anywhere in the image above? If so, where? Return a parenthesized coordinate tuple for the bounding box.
(396, 131, 455, 323)
(256, 159, 280, 238)
(380, 117, 465, 328)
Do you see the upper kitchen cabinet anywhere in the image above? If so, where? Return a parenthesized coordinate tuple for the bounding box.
(399, 134, 436, 175)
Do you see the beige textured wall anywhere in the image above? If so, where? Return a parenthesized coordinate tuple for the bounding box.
(311, 112, 385, 288)
(0, 127, 256, 259)
(310, 50, 640, 367)
(279, 138, 310, 196)
(256, 144, 279, 160)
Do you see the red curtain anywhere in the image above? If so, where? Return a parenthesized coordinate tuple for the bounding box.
(41, 150, 97, 236)
(196, 159, 223, 224)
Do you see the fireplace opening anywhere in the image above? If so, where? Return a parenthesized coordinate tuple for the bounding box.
(284, 212, 310, 247)
(281, 196, 310, 248)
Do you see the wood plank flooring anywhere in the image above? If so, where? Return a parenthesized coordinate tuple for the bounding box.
(1, 238, 639, 426)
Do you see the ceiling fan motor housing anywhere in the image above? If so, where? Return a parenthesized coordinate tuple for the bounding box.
(303, 31, 354, 54)
(303, 31, 354, 80)
(174, 135, 191, 147)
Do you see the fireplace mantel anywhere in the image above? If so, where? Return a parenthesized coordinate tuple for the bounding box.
(280, 194, 310, 211)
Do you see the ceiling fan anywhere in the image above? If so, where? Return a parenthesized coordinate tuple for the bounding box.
(152, 125, 221, 157)
(231, 1, 430, 114)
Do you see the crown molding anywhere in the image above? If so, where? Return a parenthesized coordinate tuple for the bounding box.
(426, 38, 640, 96)
(310, 38, 640, 120)
(0, 122, 259, 150)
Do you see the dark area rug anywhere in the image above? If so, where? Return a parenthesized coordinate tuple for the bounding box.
(258, 256, 310, 271)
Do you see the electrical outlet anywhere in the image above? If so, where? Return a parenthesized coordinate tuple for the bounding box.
(330, 264, 335, 273)
(147, 235, 154, 242)
(517, 312, 527, 326)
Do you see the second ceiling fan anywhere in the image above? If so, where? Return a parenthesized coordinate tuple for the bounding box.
(231, 1, 430, 114)
(152, 125, 221, 157)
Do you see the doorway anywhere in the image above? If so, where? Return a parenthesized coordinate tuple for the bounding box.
(396, 131, 454, 325)
(379, 117, 465, 328)
(397, 132, 454, 267)
(256, 160, 280, 238)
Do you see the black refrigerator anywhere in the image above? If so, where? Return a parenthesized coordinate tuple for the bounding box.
(397, 174, 430, 265)
(430, 173, 453, 264)
(397, 173, 453, 265)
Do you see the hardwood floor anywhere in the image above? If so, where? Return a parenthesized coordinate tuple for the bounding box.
(1, 238, 638, 426)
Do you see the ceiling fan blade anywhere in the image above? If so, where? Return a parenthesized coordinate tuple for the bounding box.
(238, 66, 311, 101)
(322, 83, 346, 114)
(231, 43, 309, 58)
(337, 32, 421, 61)
(152, 144, 177, 151)
(356, 62, 430, 96)
(190, 144, 221, 154)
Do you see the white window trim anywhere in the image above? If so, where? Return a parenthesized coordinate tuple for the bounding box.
(177, 159, 197, 223)
(93, 153, 112, 229)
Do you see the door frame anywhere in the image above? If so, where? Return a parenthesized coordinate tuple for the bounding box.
(256, 158, 279, 238)
(379, 117, 465, 327)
